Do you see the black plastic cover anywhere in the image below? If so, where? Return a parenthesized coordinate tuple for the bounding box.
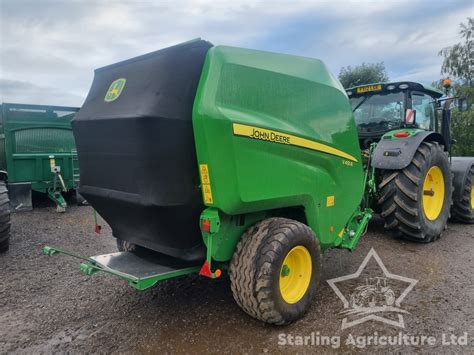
(72, 40, 213, 261)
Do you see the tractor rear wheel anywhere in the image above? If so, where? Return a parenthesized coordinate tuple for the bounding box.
(451, 165, 474, 223)
(379, 141, 452, 243)
(0, 181, 11, 253)
(229, 217, 321, 325)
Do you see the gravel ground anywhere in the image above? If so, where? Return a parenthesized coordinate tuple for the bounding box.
(1, 199, 473, 353)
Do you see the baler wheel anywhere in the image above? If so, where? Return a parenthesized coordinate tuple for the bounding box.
(229, 217, 321, 325)
(379, 141, 452, 242)
(451, 165, 474, 223)
(0, 181, 11, 253)
(116, 238, 137, 252)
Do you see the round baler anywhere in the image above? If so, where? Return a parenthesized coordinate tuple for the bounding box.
(45, 39, 372, 324)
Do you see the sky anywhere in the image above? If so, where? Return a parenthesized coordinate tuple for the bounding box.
(0, 0, 472, 107)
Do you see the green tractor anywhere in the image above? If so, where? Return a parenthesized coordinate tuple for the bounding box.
(347, 82, 473, 242)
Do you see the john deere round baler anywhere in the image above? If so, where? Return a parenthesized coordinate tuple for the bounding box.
(44, 39, 372, 324)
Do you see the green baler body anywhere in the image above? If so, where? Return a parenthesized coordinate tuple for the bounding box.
(193, 46, 365, 258)
(72, 41, 367, 267)
(0, 103, 79, 193)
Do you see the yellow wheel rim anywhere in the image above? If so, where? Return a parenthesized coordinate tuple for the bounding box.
(279, 246, 312, 304)
(422, 166, 445, 221)
(471, 185, 474, 209)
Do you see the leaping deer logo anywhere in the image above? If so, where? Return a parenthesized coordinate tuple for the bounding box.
(105, 78, 126, 102)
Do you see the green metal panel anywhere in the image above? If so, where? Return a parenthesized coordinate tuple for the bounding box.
(0, 103, 79, 192)
(14, 128, 75, 153)
(193, 46, 365, 254)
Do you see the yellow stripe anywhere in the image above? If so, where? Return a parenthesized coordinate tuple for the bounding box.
(232, 123, 358, 162)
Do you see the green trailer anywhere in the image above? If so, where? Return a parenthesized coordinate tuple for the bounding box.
(0, 103, 80, 252)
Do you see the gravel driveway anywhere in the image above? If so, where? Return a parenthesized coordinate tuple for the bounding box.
(1, 202, 473, 353)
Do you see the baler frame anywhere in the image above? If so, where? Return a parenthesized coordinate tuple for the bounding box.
(43, 246, 201, 291)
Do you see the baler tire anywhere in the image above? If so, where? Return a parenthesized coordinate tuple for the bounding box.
(229, 217, 321, 325)
(116, 238, 137, 252)
(379, 141, 452, 243)
(75, 190, 88, 206)
(451, 165, 474, 223)
(0, 181, 11, 253)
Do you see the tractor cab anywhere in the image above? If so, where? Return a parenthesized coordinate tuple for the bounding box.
(346, 82, 444, 149)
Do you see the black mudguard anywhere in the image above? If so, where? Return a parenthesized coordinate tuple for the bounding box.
(451, 157, 474, 202)
(371, 131, 445, 170)
(8, 182, 32, 211)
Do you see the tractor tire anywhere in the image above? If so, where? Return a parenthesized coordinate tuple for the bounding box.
(229, 217, 321, 325)
(379, 141, 452, 243)
(0, 181, 11, 253)
(116, 238, 137, 252)
(451, 165, 474, 223)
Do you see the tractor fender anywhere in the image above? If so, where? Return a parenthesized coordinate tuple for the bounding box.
(371, 131, 446, 170)
(0, 170, 8, 182)
(450, 157, 474, 202)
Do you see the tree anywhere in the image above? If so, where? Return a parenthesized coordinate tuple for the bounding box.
(439, 17, 473, 86)
(438, 18, 474, 156)
(338, 62, 389, 89)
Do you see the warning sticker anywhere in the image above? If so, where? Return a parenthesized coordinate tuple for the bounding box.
(326, 195, 335, 207)
(199, 164, 213, 204)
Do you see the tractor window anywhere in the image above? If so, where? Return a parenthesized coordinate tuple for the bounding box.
(350, 92, 404, 133)
(411, 92, 435, 131)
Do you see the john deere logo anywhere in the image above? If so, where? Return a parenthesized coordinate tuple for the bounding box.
(104, 78, 126, 102)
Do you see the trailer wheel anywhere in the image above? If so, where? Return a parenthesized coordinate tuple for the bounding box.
(0, 181, 11, 253)
(451, 165, 474, 223)
(116, 238, 136, 252)
(229, 217, 321, 325)
(379, 141, 452, 242)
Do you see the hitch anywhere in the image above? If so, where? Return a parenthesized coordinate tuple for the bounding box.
(48, 156, 68, 212)
(43, 246, 89, 261)
(338, 208, 373, 251)
(199, 208, 222, 279)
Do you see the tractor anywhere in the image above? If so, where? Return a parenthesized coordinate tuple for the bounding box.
(347, 82, 473, 242)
